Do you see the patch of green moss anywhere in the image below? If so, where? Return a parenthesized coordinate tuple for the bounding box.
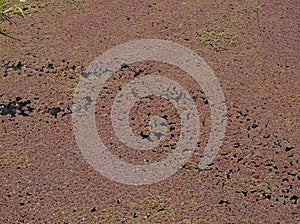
(231, 0, 265, 15)
(196, 27, 238, 52)
(181, 219, 191, 224)
(57, 193, 174, 223)
(1, 150, 32, 168)
(167, 33, 184, 42)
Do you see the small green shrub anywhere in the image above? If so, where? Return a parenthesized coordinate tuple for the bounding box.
(0, 0, 27, 21)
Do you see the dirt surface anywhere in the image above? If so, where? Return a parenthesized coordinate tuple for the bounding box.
(1, 0, 299, 223)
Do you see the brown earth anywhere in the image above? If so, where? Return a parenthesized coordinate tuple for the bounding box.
(0, 0, 299, 223)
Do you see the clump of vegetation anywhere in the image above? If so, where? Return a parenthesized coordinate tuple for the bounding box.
(0, 0, 27, 38)
(0, 0, 27, 21)
(196, 27, 239, 52)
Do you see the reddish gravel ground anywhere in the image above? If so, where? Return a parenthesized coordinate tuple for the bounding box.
(1, 0, 299, 223)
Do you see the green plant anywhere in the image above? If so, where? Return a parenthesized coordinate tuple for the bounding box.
(196, 27, 239, 52)
(0, 0, 4, 19)
(0, 0, 26, 21)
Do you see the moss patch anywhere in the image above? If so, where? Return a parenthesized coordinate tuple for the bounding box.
(196, 27, 238, 52)
(58, 194, 174, 223)
(1, 150, 32, 168)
